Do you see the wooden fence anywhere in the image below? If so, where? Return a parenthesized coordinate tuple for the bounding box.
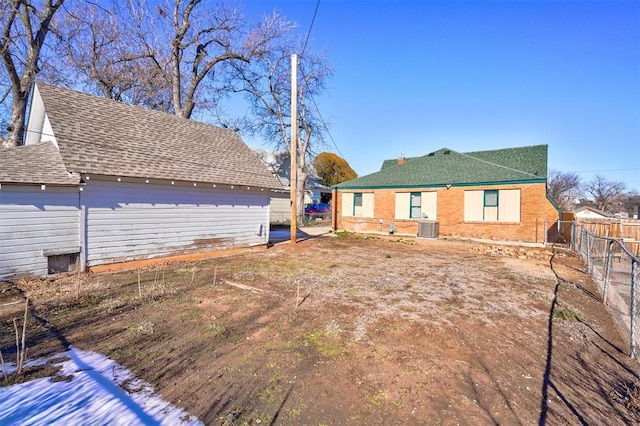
(577, 218, 640, 256)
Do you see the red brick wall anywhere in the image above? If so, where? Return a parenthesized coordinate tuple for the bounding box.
(335, 183, 559, 243)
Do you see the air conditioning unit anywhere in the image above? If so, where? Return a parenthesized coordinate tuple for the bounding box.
(418, 220, 439, 238)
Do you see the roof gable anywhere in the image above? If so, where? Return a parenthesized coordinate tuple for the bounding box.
(252, 148, 328, 190)
(0, 142, 80, 185)
(337, 145, 548, 189)
(28, 83, 282, 189)
(574, 206, 612, 218)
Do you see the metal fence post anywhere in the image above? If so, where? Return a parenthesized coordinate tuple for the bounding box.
(571, 224, 640, 359)
(631, 258, 638, 359)
(603, 240, 614, 305)
(587, 232, 592, 275)
(570, 222, 575, 250)
(578, 226, 584, 256)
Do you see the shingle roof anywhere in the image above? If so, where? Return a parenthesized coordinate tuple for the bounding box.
(33, 83, 282, 189)
(574, 206, 612, 217)
(0, 142, 80, 185)
(380, 157, 419, 170)
(336, 145, 548, 189)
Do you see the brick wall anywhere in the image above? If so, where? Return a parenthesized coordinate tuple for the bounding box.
(334, 183, 559, 243)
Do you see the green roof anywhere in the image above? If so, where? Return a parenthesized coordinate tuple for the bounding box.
(335, 145, 548, 189)
(380, 157, 419, 170)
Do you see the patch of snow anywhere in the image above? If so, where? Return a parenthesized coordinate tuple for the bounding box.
(0, 346, 202, 426)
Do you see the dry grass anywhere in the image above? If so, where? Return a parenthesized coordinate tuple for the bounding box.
(1, 233, 638, 424)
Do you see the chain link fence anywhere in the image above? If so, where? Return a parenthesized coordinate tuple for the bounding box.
(570, 223, 639, 358)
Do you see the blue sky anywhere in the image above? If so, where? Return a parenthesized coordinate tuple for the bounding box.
(241, 0, 639, 192)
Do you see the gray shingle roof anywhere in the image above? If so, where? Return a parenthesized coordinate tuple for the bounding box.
(33, 83, 282, 189)
(336, 145, 548, 189)
(0, 142, 80, 185)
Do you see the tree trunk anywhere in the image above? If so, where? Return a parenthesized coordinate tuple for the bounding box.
(1, 0, 65, 147)
(4, 88, 28, 147)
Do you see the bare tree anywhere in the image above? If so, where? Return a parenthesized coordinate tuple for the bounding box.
(1, 0, 65, 147)
(54, 0, 292, 121)
(582, 175, 627, 213)
(547, 169, 582, 211)
(53, 2, 171, 110)
(230, 35, 332, 220)
(120, 0, 290, 119)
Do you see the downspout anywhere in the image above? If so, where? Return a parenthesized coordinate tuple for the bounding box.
(545, 180, 562, 245)
(78, 175, 88, 272)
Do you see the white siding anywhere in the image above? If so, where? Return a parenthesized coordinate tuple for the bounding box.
(464, 189, 521, 222)
(342, 193, 354, 217)
(361, 193, 374, 218)
(269, 195, 290, 223)
(25, 85, 58, 148)
(421, 192, 438, 220)
(485, 206, 498, 221)
(0, 185, 80, 280)
(395, 192, 437, 220)
(498, 189, 521, 222)
(464, 190, 484, 221)
(395, 192, 410, 219)
(341, 192, 374, 218)
(82, 180, 270, 266)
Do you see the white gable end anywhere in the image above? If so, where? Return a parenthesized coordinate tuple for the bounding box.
(25, 84, 58, 148)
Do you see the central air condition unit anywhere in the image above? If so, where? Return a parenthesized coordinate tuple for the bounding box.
(418, 220, 439, 238)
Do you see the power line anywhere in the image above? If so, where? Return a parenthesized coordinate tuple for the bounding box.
(301, 0, 320, 57)
(574, 167, 640, 173)
(310, 93, 345, 159)
(299, 0, 347, 161)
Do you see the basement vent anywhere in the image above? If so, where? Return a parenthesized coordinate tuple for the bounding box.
(47, 253, 79, 275)
(417, 220, 439, 238)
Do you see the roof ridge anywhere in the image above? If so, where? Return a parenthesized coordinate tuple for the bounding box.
(456, 150, 542, 179)
(31, 83, 283, 189)
(36, 82, 236, 135)
(463, 143, 547, 156)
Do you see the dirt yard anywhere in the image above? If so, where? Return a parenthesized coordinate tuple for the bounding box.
(1, 232, 639, 425)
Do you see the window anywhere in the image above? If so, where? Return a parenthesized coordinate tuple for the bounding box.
(483, 190, 498, 221)
(410, 192, 422, 218)
(464, 189, 520, 222)
(395, 192, 437, 220)
(354, 193, 363, 216)
(47, 253, 79, 274)
(484, 190, 498, 207)
(342, 192, 374, 218)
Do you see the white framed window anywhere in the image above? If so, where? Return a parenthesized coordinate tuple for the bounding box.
(395, 191, 437, 220)
(410, 192, 422, 219)
(342, 192, 374, 218)
(353, 193, 363, 216)
(464, 189, 520, 222)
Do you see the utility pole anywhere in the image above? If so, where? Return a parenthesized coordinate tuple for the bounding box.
(290, 54, 298, 244)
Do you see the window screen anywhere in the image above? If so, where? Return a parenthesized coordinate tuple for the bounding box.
(410, 192, 422, 219)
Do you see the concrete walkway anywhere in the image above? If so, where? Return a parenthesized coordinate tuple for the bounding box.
(269, 226, 333, 243)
